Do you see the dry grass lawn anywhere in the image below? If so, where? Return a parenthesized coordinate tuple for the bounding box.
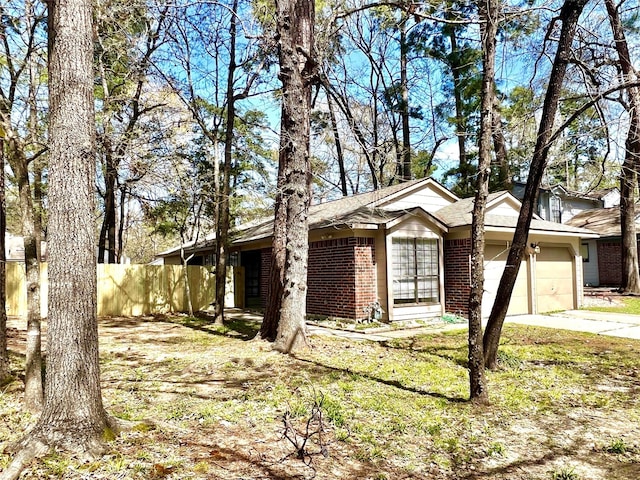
(1, 312, 639, 479)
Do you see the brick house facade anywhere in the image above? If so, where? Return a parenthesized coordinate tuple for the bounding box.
(443, 238, 471, 315)
(596, 239, 640, 286)
(567, 208, 640, 288)
(307, 237, 376, 321)
(255, 237, 377, 322)
(159, 178, 593, 321)
(598, 241, 621, 286)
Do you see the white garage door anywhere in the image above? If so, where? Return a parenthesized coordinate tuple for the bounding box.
(483, 244, 529, 318)
(535, 247, 575, 313)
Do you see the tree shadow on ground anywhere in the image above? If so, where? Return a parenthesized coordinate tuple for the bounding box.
(101, 351, 285, 402)
(98, 313, 261, 341)
(138, 426, 426, 480)
(293, 355, 467, 403)
(460, 433, 640, 480)
(381, 337, 470, 368)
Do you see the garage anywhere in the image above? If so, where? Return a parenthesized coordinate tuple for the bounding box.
(437, 191, 594, 320)
(534, 246, 575, 313)
(483, 243, 530, 318)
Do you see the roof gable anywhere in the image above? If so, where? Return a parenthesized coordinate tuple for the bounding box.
(374, 178, 459, 212)
(307, 179, 455, 232)
(435, 191, 524, 226)
(434, 191, 595, 236)
(486, 192, 523, 217)
(383, 207, 449, 233)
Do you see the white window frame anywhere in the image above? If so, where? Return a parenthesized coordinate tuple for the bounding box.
(392, 237, 440, 305)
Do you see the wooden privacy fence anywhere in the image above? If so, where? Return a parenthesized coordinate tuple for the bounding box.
(6, 263, 216, 317)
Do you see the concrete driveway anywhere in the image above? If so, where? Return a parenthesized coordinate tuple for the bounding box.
(504, 310, 640, 340)
(307, 310, 640, 342)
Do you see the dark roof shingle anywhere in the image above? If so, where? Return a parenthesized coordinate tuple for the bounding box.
(566, 207, 628, 237)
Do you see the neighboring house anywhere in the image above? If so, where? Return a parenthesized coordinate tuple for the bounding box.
(566, 207, 640, 287)
(5, 233, 47, 262)
(158, 178, 597, 322)
(5, 233, 133, 264)
(512, 182, 619, 224)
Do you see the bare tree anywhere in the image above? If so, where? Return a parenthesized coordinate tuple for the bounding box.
(318, 5, 425, 192)
(0, 0, 47, 413)
(214, 0, 240, 325)
(159, 0, 271, 324)
(259, 0, 315, 352)
(95, 0, 169, 264)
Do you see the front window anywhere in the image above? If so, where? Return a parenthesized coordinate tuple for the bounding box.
(392, 238, 439, 305)
(550, 196, 562, 223)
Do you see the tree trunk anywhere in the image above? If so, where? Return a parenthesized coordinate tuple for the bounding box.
(448, 25, 470, 194)
(180, 245, 195, 317)
(117, 184, 127, 263)
(6, 141, 43, 413)
(492, 95, 511, 191)
(32, 157, 45, 260)
(326, 94, 348, 196)
(605, 0, 640, 293)
(400, 18, 411, 181)
(27, 12, 45, 262)
(259, 241, 285, 341)
(0, 138, 8, 384)
(1, 1, 114, 473)
(214, 0, 239, 326)
(44, 0, 110, 440)
(259, 0, 314, 353)
(483, 0, 588, 369)
(467, 0, 497, 405)
(619, 158, 639, 292)
(98, 144, 118, 264)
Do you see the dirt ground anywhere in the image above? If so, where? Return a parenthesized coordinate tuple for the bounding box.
(2, 314, 639, 480)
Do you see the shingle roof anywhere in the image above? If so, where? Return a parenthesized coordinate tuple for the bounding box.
(565, 207, 631, 237)
(233, 178, 440, 244)
(310, 178, 433, 216)
(155, 232, 217, 257)
(158, 179, 435, 254)
(433, 192, 507, 227)
(157, 181, 596, 257)
(434, 193, 597, 235)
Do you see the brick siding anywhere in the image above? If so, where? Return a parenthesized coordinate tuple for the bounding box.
(257, 238, 376, 320)
(596, 239, 640, 287)
(307, 237, 376, 321)
(444, 238, 471, 315)
(353, 239, 378, 320)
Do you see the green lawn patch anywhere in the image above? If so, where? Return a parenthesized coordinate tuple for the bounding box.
(1, 317, 638, 479)
(584, 296, 640, 314)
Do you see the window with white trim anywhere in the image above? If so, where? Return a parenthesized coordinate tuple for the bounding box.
(392, 238, 439, 305)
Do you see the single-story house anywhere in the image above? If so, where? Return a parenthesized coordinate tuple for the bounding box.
(157, 178, 597, 322)
(566, 207, 640, 287)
